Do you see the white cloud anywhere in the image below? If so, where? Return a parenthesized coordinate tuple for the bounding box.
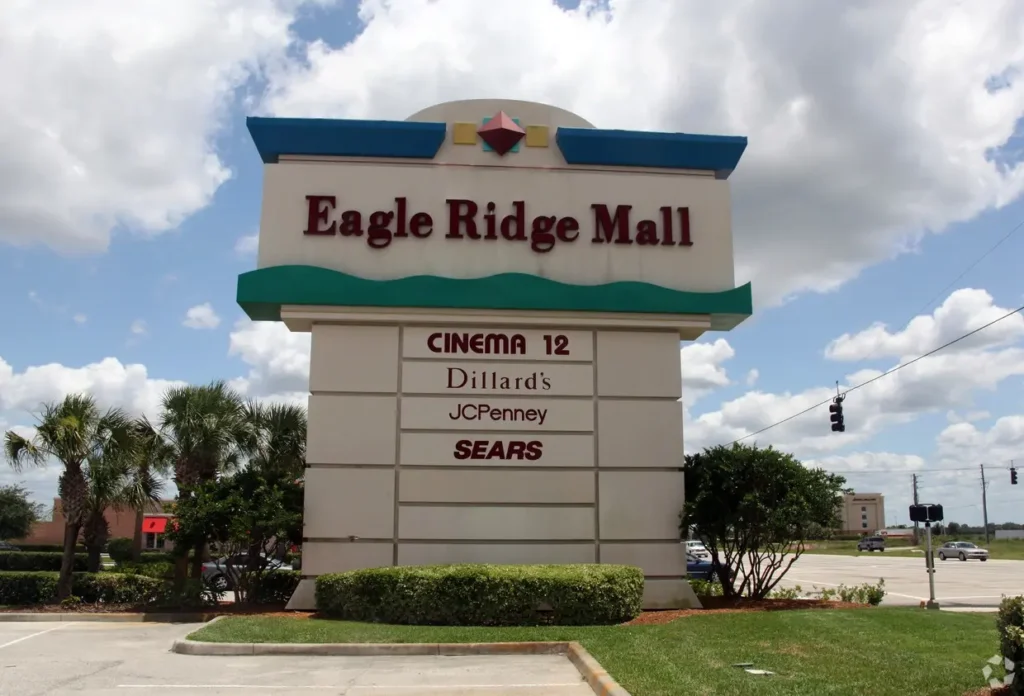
(680, 339, 734, 404)
(826, 289, 1024, 361)
(0, 356, 185, 420)
(72, 313, 87, 325)
(686, 287, 1024, 458)
(228, 319, 310, 397)
(260, 0, 1024, 305)
(130, 319, 148, 336)
(745, 369, 759, 387)
(183, 303, 221, 329)
(0, 0, 322, 252)
(234, 233, 259, 255)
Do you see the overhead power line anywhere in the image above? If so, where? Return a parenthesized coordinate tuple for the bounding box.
(727, 301, 1024, 445)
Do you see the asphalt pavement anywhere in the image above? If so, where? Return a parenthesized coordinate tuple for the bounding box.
(779, 552, 1023, 608)
(0, 622, 592, 696)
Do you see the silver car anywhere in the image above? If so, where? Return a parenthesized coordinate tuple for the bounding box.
(936, 541, 989, 562)
(201, 553, 288, 591)
(684, 540, 710, 559)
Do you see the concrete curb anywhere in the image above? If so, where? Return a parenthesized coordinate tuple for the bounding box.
(0, 611, 230, 624)
(171, 633, 632, 695)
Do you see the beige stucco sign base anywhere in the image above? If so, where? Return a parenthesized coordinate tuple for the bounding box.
(238, 99, 752, 611)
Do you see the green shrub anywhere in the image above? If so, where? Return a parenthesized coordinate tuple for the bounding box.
(115, 561, 174, 580)
(137, 552, 175, 565)
(0, 571, 162, 605)
(690, 579, 724, 597)
(106, 537, 134, 563)
(316, 564, 644, 626)
(998, 595, 1024, 695)
(0, 551, 87, 572)
(814, 579, 886, 606)
(252, 569, 300, 605)
(11, 544, 86, 553)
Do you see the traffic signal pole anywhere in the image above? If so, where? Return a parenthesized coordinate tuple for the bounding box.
(980, 464, 990, 546)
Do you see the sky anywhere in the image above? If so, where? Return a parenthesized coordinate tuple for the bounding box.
(1, 0, 1023, 527)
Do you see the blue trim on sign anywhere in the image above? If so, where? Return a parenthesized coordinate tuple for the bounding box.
(555, 128, 748, 178)
(246, 117, 447, 163)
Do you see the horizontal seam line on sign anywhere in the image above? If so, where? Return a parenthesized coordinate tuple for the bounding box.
(277, 155, 713, 178)
(118, 685, 590, 690)
(302, 538, 599, 544)
(400, 394, 596, 401)
(401, 357, 594, 365)
(400, 429, 595, 435)
(397, 502, 595, 508)
(306, 464, 683, 471)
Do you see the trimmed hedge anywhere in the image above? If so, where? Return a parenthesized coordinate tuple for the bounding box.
(106, 537, 134, 563)
(0, 571, 163, 606)
(316, 564, 644, 626)
(254, 569, 300, 604)
(0, 551, 87, 572)
(998, 595, 1024, 695)
(115, 561, 174, 580)
(8, 544, 87, 553)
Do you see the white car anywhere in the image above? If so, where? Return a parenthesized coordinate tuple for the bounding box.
(936, 541, 989, 562)
(684, 540, 710, 559)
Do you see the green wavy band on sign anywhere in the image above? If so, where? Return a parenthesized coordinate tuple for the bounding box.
(236, 265, 752, 329)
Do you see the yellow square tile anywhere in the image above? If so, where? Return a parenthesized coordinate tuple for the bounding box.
(525, 125, 549, 147)
(452, 122, 478, 145)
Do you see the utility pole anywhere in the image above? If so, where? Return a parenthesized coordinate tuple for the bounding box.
(912, 474, 920, 545)
(980, 464, 990, 545)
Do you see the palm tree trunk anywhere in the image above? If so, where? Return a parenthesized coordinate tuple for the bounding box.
(132, 509, 144, 561)
(58, 522, 80, 600)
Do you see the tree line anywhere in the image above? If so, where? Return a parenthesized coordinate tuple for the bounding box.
(3, 381, 306, 600)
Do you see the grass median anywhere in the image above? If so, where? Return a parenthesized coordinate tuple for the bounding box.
(190, 608, 998, 696)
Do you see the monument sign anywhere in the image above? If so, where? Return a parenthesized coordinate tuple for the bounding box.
(238, 99, 751, 609)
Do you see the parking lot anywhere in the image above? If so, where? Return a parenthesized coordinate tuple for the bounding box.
(779, 553, 1023, 607)
(0, 622, 592, 696)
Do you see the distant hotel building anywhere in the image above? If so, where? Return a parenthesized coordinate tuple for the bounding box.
(838, 493, 885, 534)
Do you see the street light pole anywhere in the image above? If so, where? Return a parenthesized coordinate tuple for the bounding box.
(924, 521, 939, 610)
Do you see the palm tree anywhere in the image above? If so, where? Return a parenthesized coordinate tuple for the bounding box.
(244, 401, 307, 480)
(81, 449, 164, 572)
(129, 418, 173, 561)
(4, 394, 134, 599)
(159, 381, 250, 583)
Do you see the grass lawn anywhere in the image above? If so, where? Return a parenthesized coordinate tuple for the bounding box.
(190, 608, 1000, 696)
(804, 537, 1024, 560)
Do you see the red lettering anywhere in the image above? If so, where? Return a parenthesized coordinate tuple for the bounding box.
(678, 206, 692, 246)
(427, 333, 442, 353)
(410, 212, 433, 238)
(453, 440, 473, 460)
(591, 204, 633, 244)
(556, 216, 579, 242)
(304, 195, 336, 235)
(486, 441, 507, 459)
(394, 197, 408, 238)
(525, 441, 543, 460)
(470, 441, 489, 458)
(505, 441, 526, 459)
(446, 199, 479, 239)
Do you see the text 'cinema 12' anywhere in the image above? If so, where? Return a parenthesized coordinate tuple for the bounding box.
(417, 330, 584, 463)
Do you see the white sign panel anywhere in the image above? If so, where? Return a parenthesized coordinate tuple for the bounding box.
(402, 361, 593, 396)
(400, 432, 594, 467)
(403, 328, 593, 362)
(401, 397, 594, 432)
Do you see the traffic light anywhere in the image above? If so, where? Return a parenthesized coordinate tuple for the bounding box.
(1013, 467, 1019, 485)
(829, 396, 845, 432)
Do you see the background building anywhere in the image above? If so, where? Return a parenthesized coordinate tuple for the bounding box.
(15, 498, 175, 550)
(839, 493, 885, 534)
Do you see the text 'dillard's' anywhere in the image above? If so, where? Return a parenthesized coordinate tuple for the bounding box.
(401, 361, 594, 396)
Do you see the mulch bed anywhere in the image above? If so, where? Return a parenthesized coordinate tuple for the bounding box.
(963, 688, 1011, 696)
(623, 598, 867, 625)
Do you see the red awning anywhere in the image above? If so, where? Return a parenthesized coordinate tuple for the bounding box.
(142, 517, 168, 534)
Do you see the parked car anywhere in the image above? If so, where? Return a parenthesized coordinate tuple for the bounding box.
(0, 541, 19, 551)
(936, 541, 989, 562)
(686, 552, 714, 580)
(857, 536, 886, 552)
(201, 554, 289, 591)
(684, 540, 710, 559)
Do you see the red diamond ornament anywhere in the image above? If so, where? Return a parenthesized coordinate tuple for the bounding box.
(477, 111, 525, 155)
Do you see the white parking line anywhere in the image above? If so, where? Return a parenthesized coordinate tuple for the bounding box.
(0, 624, 65, 650)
